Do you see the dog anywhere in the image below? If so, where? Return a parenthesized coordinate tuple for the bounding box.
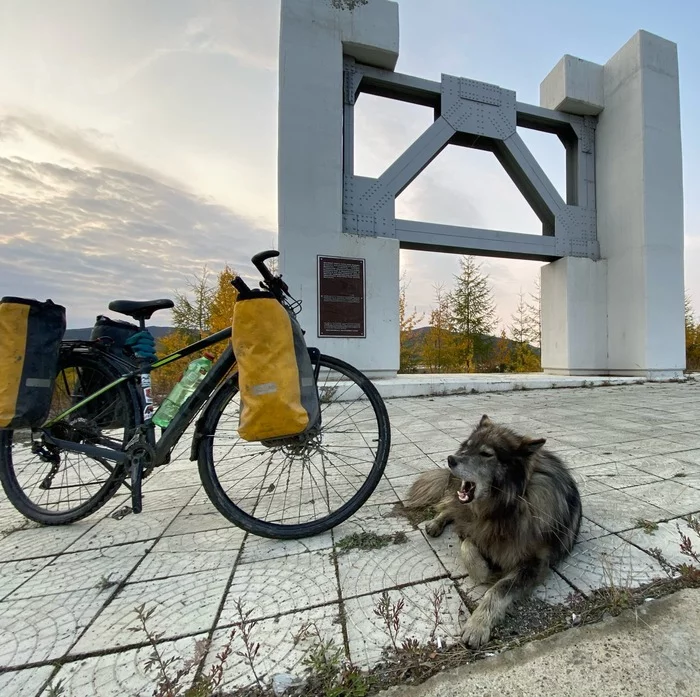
(405, 414, 581, 648)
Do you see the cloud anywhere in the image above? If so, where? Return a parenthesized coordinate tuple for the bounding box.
(97, 0, 280, 95)
(0, 111, 187, 192)
(0, 155, 275, 327)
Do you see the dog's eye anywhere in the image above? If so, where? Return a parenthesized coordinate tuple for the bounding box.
(480, 450, 493, 458)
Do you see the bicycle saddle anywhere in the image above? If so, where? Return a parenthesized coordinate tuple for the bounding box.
(108, 299, 174, 321)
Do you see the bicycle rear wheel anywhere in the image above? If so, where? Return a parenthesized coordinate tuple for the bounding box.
(0, 345, 138, 525)
(197, 353, 391, 539)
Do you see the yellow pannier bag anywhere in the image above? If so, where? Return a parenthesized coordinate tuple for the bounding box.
(0, 297, 66, 429)
(232, 290, 320, 442)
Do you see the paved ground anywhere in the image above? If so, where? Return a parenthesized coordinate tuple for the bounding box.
(1, 381, 700, 696)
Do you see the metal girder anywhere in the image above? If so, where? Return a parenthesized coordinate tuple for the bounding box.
(342, 59, 599, 262)
(395, 220, 559, 261)
(374, 117, 454, 197)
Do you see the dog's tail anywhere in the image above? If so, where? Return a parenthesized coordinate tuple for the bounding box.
(404, 469, 455, 508)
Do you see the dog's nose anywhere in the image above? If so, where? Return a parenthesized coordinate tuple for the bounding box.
(447, 455, 457, 469)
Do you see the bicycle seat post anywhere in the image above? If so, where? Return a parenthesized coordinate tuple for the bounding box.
(132, 315, 154, 515)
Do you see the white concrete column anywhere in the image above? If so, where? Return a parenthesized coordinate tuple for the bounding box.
(597, 31, 685, 378)
(541, 258, 608, 375)
(277, 0, 401, 378)
(540, 31, 685, 378)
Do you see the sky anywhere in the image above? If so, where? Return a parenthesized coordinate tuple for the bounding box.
(0, 0, 698, 331)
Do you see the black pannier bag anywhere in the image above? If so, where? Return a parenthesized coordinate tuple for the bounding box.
(73, 315, 139, 429)
(0, 297, 66, 429)
(90, 315, 139, 364)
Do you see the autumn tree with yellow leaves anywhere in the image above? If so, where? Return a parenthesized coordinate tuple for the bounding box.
(421, 284, 461, 373)
(686, 293, 700, 372)
(152, 265, 239, 397)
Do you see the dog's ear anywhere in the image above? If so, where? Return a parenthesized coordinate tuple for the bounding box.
(520, 437, 546, 454)
(479, 414, 492, 428)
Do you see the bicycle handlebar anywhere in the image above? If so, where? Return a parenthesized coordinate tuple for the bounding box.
(251, 250, 279, 286)
(231, 250, 290, 299)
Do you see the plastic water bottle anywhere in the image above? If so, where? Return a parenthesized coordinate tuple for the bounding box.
(152, 353, 214, 428)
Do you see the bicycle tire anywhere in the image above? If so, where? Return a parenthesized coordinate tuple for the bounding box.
(0, 345, 139, 525)
(197, 353, 391, 539)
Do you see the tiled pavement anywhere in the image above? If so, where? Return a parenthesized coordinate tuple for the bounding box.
(2, 381, 700, 695)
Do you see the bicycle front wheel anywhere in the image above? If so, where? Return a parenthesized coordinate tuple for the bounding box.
(197, 353, 391, 539)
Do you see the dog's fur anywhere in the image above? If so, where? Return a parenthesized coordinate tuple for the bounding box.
(405, 414, 581, 648)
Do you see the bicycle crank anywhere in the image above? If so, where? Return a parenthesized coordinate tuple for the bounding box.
(126, 442, 156, 514)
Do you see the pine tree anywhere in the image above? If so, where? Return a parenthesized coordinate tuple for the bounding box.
(171, 266, 215, 341)
(399, 273, 424, 373)
(422, 284, 460, 373)
(449, 256, 497, 372)
(509, 290, 541, 372)
(524, 276, 541, 348)
(490, 330, 513, 373)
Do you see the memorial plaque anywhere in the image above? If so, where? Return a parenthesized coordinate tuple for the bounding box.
(318, 256, 365, 338)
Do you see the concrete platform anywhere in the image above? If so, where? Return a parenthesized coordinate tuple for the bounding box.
(371, 372, 657, 399)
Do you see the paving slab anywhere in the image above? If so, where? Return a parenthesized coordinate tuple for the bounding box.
(337, 530, 448, 598)
(345, 579, 462, 667)
(46, 634, 206, 697)
(0, 666, 54, 697)
(0, 587, 109, 668)
(70, 568, 231, 654)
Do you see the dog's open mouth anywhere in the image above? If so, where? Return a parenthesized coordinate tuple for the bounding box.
(458, 480, 476, 503)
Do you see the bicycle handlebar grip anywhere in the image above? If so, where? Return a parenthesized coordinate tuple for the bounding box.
(251, 250, 279, 282)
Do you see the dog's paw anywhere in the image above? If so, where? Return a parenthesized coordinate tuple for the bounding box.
(461, 611, 492, 649)
(425, 520, 444, 537)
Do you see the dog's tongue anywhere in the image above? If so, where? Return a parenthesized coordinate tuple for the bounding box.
(458, 480, 476, 503)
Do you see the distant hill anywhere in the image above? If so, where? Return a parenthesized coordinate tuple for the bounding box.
(64, 326, 175, 341)
(404, 326, 540, 356)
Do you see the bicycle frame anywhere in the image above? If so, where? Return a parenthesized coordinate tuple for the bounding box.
(42, 327, 237, 468)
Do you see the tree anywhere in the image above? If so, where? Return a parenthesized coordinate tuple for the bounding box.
(509, 290, 541, 372)
(153, 265, 239, 396)
(422, 284, 460, 373)
(171, 266, 215, 340)
(490, 330, 513, 373)
(449, 256, 497, 372)
(524, 276, 541, 348)
(210, 265, 237, 332)
(151, 329, 193, 399)
(511, 341, 541, 373)
(686, 293, 700, 371)
(399, 273, 424, 373)
(510, 290, 537, 345)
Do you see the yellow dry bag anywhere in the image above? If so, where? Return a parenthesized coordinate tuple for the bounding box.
(232, 290, 320, 442)
(0, 297, 66, 429)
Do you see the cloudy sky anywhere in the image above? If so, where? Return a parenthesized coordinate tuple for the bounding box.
(1, 0, 698, 331)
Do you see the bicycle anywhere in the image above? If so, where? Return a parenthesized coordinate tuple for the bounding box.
(0, 251, 391, 539)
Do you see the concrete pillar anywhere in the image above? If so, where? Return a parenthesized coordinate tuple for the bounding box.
(277, 0, 401, 378)
(540, 31, 685, 377)
(541, 258, 608, 375)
